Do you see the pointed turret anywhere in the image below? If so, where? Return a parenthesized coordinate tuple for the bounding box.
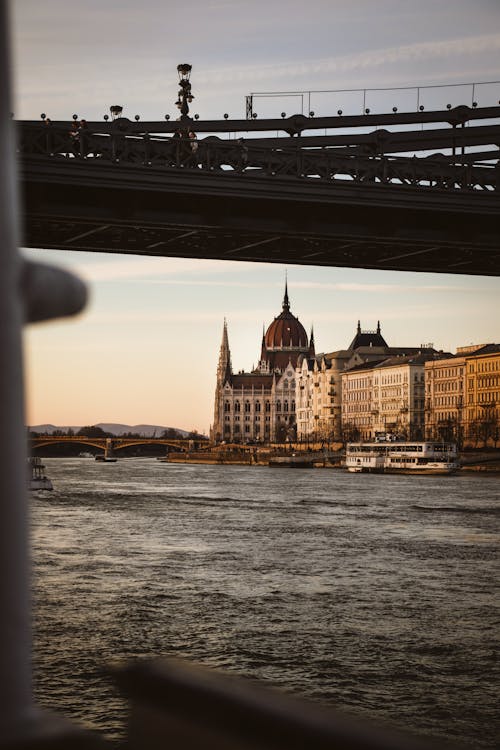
(309, 325, 316, 357)
(217, 319, 232, 384)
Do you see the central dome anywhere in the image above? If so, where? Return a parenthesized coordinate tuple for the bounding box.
(264, 285, 308, 350)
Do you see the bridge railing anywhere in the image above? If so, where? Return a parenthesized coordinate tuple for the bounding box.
(17, 114, 499, 191)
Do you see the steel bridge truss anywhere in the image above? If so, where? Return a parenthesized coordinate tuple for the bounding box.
(18, 104, 500, 276)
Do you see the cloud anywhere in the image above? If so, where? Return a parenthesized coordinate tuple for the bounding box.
(197, 33, 500, 89)
(71, 257, 258, 282)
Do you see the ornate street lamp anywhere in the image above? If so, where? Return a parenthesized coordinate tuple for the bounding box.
(110, 105, 123, 121)
(176, 63, 194, 118)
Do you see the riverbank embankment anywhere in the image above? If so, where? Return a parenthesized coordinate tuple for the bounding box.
(161, 447, 500, 472)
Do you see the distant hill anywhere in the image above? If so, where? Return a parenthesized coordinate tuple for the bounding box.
(29, 423, 190, 437)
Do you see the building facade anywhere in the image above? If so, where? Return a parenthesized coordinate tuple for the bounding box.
(342, 353, 443, 441)
(212, 285, 313, 443)
(212, 287, 499, 446)
(463, 344, 500, 446)
(425, 353, 467, 443)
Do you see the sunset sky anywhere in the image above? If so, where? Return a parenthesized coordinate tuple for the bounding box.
(11, 0, 500, 434)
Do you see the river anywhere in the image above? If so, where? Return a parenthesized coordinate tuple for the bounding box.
(31, 458, 499, 747)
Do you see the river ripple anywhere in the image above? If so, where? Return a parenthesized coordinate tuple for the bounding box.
(31, 459, 499, 747)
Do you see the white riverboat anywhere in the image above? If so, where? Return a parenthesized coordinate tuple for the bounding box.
(28, 457, 53, 490)
(345, 440, 459, 475)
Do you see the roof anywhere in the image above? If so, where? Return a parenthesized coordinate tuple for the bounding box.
(466, 343, 500, 356)
(348, 321, 388, 350)
(264, 286, 309, 350)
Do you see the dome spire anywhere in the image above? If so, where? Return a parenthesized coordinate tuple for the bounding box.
(283, 275, 290, 312)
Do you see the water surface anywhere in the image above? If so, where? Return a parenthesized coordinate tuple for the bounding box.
(31, 459, 499, 747)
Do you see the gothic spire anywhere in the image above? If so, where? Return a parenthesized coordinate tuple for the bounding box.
(309, 325, 315, 357)
(217, 318, 232, 382)
(282, 277, 290, 312)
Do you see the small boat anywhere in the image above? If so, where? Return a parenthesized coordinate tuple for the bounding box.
(28, 457, 53, 490)
(345, 440, 459, 475)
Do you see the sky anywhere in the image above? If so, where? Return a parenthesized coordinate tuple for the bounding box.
(10, 0, 500, 434)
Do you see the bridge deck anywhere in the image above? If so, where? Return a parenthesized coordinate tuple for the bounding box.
(18, 105, 500, 276)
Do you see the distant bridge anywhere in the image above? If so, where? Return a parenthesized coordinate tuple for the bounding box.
(30, 435, 201, 455)
(18, 103, 500, 276)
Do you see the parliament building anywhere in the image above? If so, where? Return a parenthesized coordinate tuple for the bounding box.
(211, 284, 496, 445)
(211, 284, 314, 443)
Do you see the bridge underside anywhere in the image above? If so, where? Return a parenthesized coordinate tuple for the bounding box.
(21, 160, 499, 276)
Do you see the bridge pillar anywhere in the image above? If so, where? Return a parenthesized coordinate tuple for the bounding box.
(104, 438, 114, 459)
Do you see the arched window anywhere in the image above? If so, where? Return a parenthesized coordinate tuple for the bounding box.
(234, 401, 241, 413)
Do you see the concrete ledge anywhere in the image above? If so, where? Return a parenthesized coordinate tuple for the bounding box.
(113, 657, 461, 750)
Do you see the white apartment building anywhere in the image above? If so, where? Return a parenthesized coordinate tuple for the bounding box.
(342, 353, 438, 440)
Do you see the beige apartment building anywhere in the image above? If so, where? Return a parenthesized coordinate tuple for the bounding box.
(296, 322, 390, 443)
(424, 344, 500, 446)
(342, 353, 441, 441)
(463, 344, 500, 446)
(424, 353, 467, 443)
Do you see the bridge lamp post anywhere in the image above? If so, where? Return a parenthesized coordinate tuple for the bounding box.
(110, 105, 123, 121)
(176, 63, 194, 121)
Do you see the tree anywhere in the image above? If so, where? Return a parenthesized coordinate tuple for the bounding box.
(77, 425, 112, 438)
(161, 428, 182, 439)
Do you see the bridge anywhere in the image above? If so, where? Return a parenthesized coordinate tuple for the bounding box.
(17, 87, 500, 276)
(30, 435, 200, 456)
